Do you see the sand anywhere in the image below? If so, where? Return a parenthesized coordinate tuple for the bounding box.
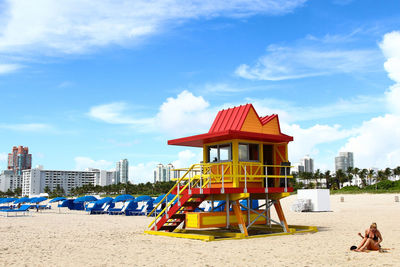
(1, 194, 400, 266)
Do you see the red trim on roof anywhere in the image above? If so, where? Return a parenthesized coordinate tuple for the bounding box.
(168, 130, 293, 147)
(260, 114, 277, 125)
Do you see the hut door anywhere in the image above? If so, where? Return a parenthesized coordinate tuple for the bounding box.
(263, 145, 274, 187)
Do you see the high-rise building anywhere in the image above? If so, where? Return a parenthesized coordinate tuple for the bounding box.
(115, 159, 129, 184)
(8, 146, 32, 175)
(154, 163, 177, 183)
(302, 155, 314, 173)
(298, 155, 314, 173)
(166, 163, 174, 181)
(335, 152, 354, 172)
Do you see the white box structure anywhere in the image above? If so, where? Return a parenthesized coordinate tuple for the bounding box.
(297, 189, 330, 212)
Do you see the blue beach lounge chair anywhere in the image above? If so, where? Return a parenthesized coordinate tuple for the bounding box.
(126, 200, 152, 216)
(108, 200, 135, 215)
(0, 204, 31, 217)
(87, 197, 114, 215)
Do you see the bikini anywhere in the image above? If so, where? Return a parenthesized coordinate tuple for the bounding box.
(367, 231, 378, 241)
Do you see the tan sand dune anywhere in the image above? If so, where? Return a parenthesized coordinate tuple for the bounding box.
(1, 194, 400, 266)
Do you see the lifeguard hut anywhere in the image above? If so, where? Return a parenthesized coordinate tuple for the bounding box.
(146, 104, 316, 241)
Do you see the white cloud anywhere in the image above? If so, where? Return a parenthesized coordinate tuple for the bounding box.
(0, 0, 308, 74)
(0, 0, 306, 56)
(87, 102, 154, 126)
(250, 95, 385, 124)
(202, 83, 269, 94)
(129, 149, 202, 184)
(74, 156, 113, 170)
(0, 123, 52, 132)
(129, 161, 158, 184)
(283, 123, 352, 164)
(87, 91, 217, 136)
(235, 37, 382, 81)
(0, 153, 7, 162)
(341, 114, 400, 168)
(172, 149, 203, 169)
(0, 63, 20, 74)
(340, 31, 400, 169)
(380, 31, 400, 115)
(155, 90, 216, 136)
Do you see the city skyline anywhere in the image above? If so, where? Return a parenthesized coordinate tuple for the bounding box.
(0, 1, 400, 183)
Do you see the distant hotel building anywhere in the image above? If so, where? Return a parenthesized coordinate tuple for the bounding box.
(8, 146, 31, 175)
(154, 163, 177, 183)
(0, 146, 31, 193)
(115, 159, 129, 184)
(335, 152, 354, 172)
(295, 155, 314, 173)
(0, 170, 22, 192)
(302, 155, 314, 173)
(21, 167, 115, 197)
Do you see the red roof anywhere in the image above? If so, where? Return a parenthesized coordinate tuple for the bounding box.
(260, 114, 277, 125)
(209, 104, 251, 133)
(168, 104, 293, 147)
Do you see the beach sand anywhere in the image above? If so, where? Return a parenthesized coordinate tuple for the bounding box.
(1, 193, 400, 266)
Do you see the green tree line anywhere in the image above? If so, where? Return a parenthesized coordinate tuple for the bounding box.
(0, 187, 22, 197)
(69, 181, 175, 197)
(294, 166, 400, 190)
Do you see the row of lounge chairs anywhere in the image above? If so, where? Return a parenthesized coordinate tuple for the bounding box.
(0, 197, 51, 217)
(1, 195, 260, 217)
(84, 196, 154, 216)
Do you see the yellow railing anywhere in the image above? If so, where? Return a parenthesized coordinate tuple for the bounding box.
(147, 162, 293, 230)
(171, 162, 293, 183)
(147, 164, 200, 229)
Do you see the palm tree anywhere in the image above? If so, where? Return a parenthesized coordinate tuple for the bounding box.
(393, 166, 400, 181)
(353, 167, 360, 187)
(384, 167, 392, 180)
(376, 170, 387, 189)
(14, 187, 22, 196)
(323, 170, 331, 189)
(298, 172, 312, 188)
(44, 186, 51, 194)
(335, 169, 346, 189)
(346, 166, 354, 186)
(367, 169, 375, 186)
(314, 169, 321, 189)
(359, 169, 368, 187)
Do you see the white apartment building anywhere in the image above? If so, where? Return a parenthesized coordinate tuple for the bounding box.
(154, 163, 177, 183)
(302, 155, 314, 173)
(0, 170, 22, 192)
(97, 170, 115, 186)
(115, 159, 129, 184)
(22, 168, 115, 197)
(293, 155, 314, 174)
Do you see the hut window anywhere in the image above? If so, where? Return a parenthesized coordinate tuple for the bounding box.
(239, 143, 259, 161)
(207, 143, 232, 162)
(208, 146, 218, 162)
(219, 144, 231, 161)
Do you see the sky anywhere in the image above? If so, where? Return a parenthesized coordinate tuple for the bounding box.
(0, 0, 400, 183)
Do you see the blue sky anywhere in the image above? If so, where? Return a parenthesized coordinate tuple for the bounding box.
(1, 0, 400, 182)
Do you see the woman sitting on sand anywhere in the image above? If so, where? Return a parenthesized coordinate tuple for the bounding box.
(355, 223, 383, 252)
